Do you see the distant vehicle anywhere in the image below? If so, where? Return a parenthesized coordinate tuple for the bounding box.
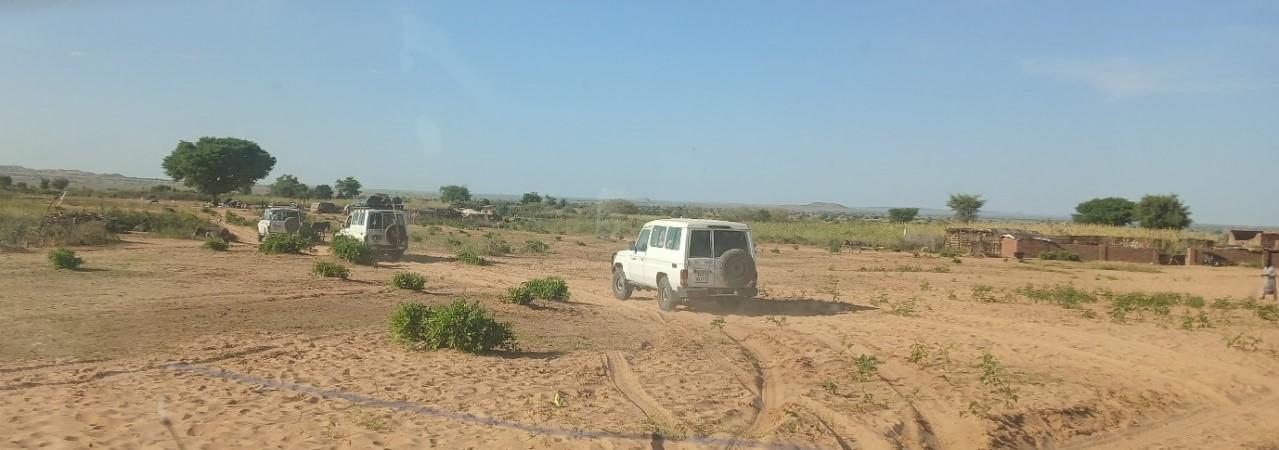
(611, 219, 758, 311)
(336, 194, 409, 260)
(257, 206, 304, 242)
(310, 201, 340, 214)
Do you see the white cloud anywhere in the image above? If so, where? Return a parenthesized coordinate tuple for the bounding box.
(1021, 57, 1273, 100)
(67, 50, 85, 57)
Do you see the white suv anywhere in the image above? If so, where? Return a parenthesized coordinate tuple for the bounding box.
(611, 219, 758, 311)
(337, 207, 410, 260)
(257, 206, 303, 242)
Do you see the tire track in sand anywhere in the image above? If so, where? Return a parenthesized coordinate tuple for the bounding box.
(602, 352, 678, 431)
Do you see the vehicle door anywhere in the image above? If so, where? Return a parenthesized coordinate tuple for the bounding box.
(686, 229, 715, 288)
(625, 227, 651, 285)
(643, 225, 670, 287)
(342, 210, 367, 240)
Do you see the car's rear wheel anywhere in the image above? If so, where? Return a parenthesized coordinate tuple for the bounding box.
(612, 268, 633, 300)
(657, 278, 677, 312)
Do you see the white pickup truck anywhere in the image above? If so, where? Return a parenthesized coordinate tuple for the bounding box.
(611, 219, 758, 311)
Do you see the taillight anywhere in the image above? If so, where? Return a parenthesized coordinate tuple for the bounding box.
(679, 269, 688, 287)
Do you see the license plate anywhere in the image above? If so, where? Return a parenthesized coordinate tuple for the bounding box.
(694, 270, 710, 283)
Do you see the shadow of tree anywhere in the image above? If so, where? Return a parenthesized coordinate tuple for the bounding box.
(682, 297, 873, 317)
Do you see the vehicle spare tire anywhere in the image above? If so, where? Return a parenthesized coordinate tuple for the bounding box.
(384, 224, 406, 247)
(720, 248, 756, 288)
(283, 217, 302, 233)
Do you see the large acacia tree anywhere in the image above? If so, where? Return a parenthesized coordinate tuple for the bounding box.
(1134, 194, 1192, 229)
(1072, 197, 1135, 226)
(162, 137, 275, 201)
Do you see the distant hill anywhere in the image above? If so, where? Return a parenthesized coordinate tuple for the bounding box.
(0, 165, 174, 191)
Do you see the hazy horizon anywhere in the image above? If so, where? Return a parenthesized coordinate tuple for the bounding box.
(2, 1, 1275, 225)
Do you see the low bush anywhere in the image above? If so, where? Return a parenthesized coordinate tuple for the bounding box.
(390, 272, 426, 291)
(48, 247, 83, 269)
(455, 250, 488, 266)
(1038, 249, 1080, 262)
(1017, 283, 1096, 309)
(473, 236, 512, 256)
(826, 239, 842, 253)
(106, 208, 215, 239)
(522, 239, 549, 254)
(312, 261, 349, 279)
(330, 235, 375, 265)
(502, 287, 534, 305)
(258, 233, 313, 254)
(223, 210, 251, 226)
(522, 276, 571, 301)
(202, 237, 229, 251)
(388, 299, 517, 353)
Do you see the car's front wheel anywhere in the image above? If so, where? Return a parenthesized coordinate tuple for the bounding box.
(612, 267, 633, 300)
(657, 278, 678, 312)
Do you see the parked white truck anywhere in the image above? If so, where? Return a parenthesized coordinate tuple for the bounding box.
(611, 219, 758, 311)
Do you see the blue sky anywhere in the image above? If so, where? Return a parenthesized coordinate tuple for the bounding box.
(1, 1, 1276, 225)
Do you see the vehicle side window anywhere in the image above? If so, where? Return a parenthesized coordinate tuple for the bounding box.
(635, 228, 651, 251)
(355, 211, 365, 226)
(689, 230, 712, 257)
(665, 227, 682, 250)
(650, 226, 667, 249)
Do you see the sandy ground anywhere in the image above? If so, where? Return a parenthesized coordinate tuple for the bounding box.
(2, 222, 1279, 449)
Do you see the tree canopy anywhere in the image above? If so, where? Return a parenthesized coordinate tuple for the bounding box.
(0, 175, 11, 188)
(439, 185, 472, 205)
(887, 208, 919, 223)
(946, 194, 985, 223)
(269, 174, 310, 198)
(161, 137, 276, 200)
(334, 177, 362, 198)
(50, 178, 70, 190)
(310, 184, 333, 199)
(1134, 194, 1192, 229)
(1072, 197, 1135, 226)
(520, 192, 543, 204)
(600, 199, 640, 215)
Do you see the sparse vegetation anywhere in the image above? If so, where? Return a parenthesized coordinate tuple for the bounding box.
(504, 277, 570, 305)
(1038, 249, 1080, 262)
(223, 210, 251, 226)
(1086, 262, 1162, 273)
(971, 285, 998, 303)
(47, 247, 83, 269)
(390, 272, 426, 291)
(710, 317, 726, 330)
(852, 354, 880, 382)
(202, 237, 229, 251)
(388, 299, 517, 353)
(1016, 283, 1096, 309)
(258, 233, 312, 254)
(522, 239, 549, 254)
(455, 250, 488, 266)
(311, 261, 349, 279)
(330, 235, 375, 265)
(765, 316, 788, 328)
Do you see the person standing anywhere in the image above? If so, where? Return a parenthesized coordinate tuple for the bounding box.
(1263, 252, 1276, 301)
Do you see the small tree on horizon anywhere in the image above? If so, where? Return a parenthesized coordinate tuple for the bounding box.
(309, 184, 333, 199)
(269, 174, 310, 199)
(50, 178, 70, 191)
(520, 192, 543, 204)
(439, 185, 472, 205)
(0, 175, 13, 189)
(887, 208, 919, 223)
(1134, 194, 1192, 230)
(38, 178, 50, 190)
(161, 137, 276, 202)
(1072, 197, 1135, 226)
(334, 177, 362, 198)
(946, 194, 985, 223)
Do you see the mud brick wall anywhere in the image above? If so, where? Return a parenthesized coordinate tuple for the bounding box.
(1104, 246, 1161, 264)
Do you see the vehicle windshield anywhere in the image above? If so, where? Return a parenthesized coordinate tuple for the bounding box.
(2, 2, 1270, 449)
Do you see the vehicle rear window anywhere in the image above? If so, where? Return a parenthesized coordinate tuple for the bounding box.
(369, 212, 395, 229)
(713, 230, 749, 257)
(689, 230, 712, 258)
(649, 226, 667, 248)
(665, 227, 682, 250)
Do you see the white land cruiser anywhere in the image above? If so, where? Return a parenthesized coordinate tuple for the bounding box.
(337, 205, 410, 260)
(611, 219, 758, 311)
(257, 206, 304, 242)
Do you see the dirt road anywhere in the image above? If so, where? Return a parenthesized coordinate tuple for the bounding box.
(2, 230, 1277, 449)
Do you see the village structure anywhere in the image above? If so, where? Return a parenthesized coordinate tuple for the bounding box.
(945, 227, 1277, 267)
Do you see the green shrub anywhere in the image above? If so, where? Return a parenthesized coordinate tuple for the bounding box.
(826, 239, 842, 253)
(502, 287, 534, 305)
(311, 261, 349, 279)
(473, 236, 511, 256)
(390, 272, 426, 291)
(330, 235, 375, 265)
(522, 240, 549, 254)
(223, 210, 251, 226)
(455, 250, 488, 266)
(521, 276, 571, 302)
(939, 248, 962, 258)
(1038, 249, 1081, 262)
(1017, 283, 1096, 309)
(202, 238, 229, 251)
(258, 233, 313, 254)
(47, 247, 83, 269)
(388, 299, 517, 353)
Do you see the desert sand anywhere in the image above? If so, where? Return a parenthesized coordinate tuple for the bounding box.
(2, 225, 1278, 449)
